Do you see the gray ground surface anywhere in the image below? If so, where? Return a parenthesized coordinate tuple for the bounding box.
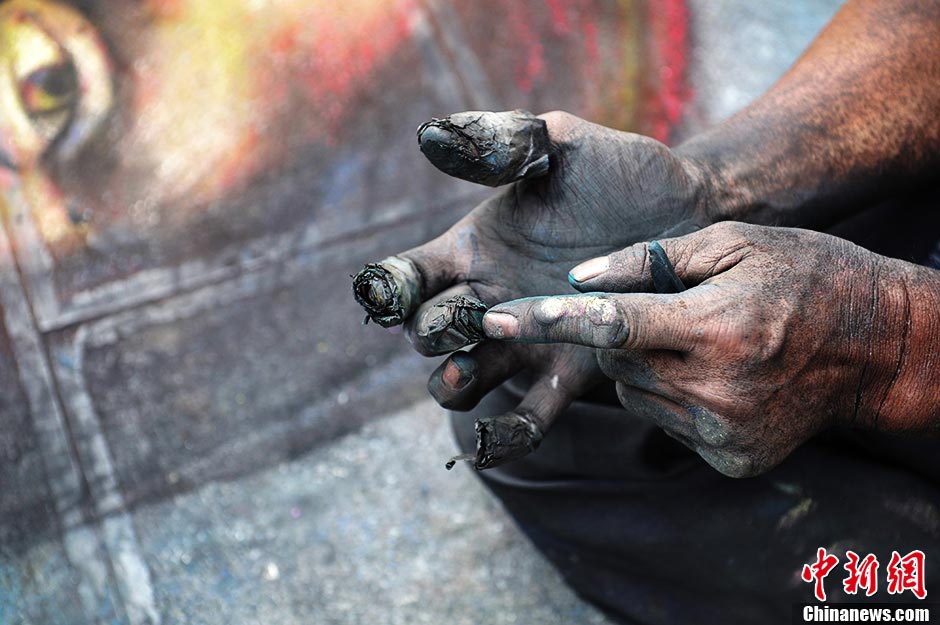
(5, 400, 613, 625)
(134, 399, 613, 625)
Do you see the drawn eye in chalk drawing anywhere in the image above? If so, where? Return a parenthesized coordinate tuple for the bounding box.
(0, 0, 113, 169)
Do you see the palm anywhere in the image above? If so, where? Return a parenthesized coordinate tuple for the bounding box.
(462, 127, 699, 306)
(387, 111, 704, 467)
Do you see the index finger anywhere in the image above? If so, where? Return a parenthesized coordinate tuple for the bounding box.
(482, 292, 709, 352)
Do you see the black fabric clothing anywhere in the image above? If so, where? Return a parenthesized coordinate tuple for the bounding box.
(452, 380, 940, 624)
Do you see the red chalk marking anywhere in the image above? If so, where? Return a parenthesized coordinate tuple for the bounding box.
(645, 0, 692, 143)
(507, 3, 546, 94)
(546, 0, 572, 35)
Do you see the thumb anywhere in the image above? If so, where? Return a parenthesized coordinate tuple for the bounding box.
(417, 110, 552, 187)
(567, 222, 756, 294)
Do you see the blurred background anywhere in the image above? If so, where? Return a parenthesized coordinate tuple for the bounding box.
(0, 1, 841, 623)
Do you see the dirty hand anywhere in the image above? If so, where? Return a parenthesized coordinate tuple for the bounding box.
(353, 110, 708, 468)
(481, 222, 940, 477)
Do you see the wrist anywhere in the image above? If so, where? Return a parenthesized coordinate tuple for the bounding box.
(849, 258, 940, 432)
(673, 149, 722, 228)
(674, 136, 759, 227)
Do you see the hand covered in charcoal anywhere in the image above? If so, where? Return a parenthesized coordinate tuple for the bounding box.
(352, 110, 710, 469)
(481, 222, 939, 477)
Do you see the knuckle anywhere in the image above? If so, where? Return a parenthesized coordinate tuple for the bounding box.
(710, 220, 749, 238)
(749, 328, 785, 363)
(533, 297, 568, 325)
(591, 319, 630, 348)
(607, 245, 647, 288)
(663, 240, 698, 279)
(705, 221, 755, 254)
(583, 296, 627, 346)
(705, 312, 764, 359)
(715, 320, 750, 352)
(608, 299, 639, 348)
(540, 110, 583, 142)
(404, 324, 435, 357)
(535, 296, 629, 347)
(540, 109, 576, 126)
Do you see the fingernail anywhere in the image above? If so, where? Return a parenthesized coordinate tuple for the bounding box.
(483, 312, 519, 339)
(569, 256, 609, 283)
(442, 356, 473, 391)
(417, 123, 456, 151)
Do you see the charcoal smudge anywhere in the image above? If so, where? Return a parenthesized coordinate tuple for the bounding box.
(351, 256, 421, 327)
(417, 294, 487, 353)
(445, 411, 543, 471)
(417, 110, 551, 187)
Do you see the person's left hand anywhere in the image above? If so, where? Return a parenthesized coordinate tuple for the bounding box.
(354, 110, 710, 468)
(480, 222, 913, 477)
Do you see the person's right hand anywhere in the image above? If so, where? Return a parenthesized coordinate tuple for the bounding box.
(379, 110, 713, 467)
(478, 221, 940, 477)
